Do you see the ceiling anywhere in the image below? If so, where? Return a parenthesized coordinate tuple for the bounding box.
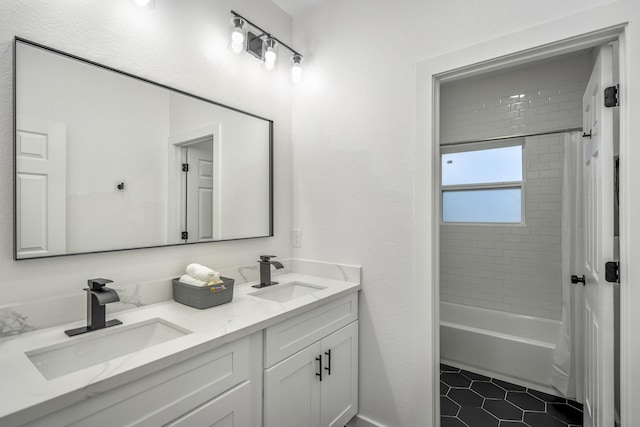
(271, 0, 323, 16)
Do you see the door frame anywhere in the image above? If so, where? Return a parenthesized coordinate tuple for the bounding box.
(415, 3, 640, 426)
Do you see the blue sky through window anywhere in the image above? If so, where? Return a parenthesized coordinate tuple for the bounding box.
(442, 145, 522, 186)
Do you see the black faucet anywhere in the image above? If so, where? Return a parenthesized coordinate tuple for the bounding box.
(65, 279, 122, 337)
(253, 255, 285, 288)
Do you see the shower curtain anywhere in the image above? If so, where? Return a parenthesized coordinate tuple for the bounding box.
(551, 132, 584, 401)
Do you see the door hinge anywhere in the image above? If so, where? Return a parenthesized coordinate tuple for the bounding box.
(604, 85, 619, 108)
(182, 163, 189, 172)
(605, 261, 620, 283)
(181, 231, 188, 240)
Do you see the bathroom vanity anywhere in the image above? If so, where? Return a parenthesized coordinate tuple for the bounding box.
(0, 273, 360, 427)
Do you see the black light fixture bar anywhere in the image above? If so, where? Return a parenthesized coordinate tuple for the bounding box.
(230, 10, 303, 58)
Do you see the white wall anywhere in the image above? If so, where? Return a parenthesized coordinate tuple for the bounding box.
(290, 1, 620, 426)
(0, 0, 293, 305)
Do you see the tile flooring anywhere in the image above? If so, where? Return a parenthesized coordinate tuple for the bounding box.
(440, 364, 583, 427)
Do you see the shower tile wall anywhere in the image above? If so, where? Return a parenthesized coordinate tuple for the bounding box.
(439, 53, 593, 321)
(440, 134, 565, 319)
(440, 52, 592, 144)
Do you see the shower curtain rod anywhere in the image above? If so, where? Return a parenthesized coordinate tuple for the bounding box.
(440, 127, 583, 146)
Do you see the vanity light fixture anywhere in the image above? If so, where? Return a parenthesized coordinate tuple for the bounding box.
(230, 10, 304, 81)
(130, 0, 155, 8)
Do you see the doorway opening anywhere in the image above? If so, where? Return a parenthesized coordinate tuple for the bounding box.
(429, 28, 624, 427)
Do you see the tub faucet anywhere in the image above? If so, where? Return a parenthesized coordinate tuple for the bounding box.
(253, 255, 285, 288)
(65, 278, 122, 337)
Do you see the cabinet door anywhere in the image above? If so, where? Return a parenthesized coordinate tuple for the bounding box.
(264, 293, 358, 368)
(321, 321, 359, 427)
(166, 381, 251, 427)
(264, 342, 322, 427)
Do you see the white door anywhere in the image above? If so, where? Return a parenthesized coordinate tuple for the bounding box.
(185, 139, 215, 243)
(582, 44, 616, 427)
(264, 342, 322, 427)
(15, 116, 66, 258)
(321, 322, 359, 427)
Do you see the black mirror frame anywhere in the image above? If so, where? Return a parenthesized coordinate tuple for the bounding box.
(13, 36, 274, 260)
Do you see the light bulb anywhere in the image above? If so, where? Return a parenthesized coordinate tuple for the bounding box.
(229, 17, 245, 54)
(291, 63, 302, 82)
(291, 54, 303, 83)
(231, 27, 244, 44)
(262, 38, 278, 70)
(264, 47, 276, 63)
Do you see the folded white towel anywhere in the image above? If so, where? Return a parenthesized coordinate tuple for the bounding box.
(179, 274, 208, 287)
(186, 263, 220, 282)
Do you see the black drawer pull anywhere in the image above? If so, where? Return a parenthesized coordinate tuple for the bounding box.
(315, 355, 323, 381)
(324, 349, 332, 375)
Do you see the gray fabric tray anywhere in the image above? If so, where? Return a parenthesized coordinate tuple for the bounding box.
(172, 276, 234, 309)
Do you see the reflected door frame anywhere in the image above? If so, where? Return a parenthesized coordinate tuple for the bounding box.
(167, 124, 221, 244)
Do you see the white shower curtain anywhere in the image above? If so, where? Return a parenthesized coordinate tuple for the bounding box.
(551, 131, 584, 401)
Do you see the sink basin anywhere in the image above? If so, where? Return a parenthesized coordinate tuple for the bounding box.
(26, 318, 191, 380)
(249, 281, 327, 303)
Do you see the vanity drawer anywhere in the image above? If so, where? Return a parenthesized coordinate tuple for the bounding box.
(26, 334, 253, 427)
(264, 293, 358, 367)
(165, 380, 251, 427)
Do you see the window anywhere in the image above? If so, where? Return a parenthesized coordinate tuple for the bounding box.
(441, 142, 524, 223)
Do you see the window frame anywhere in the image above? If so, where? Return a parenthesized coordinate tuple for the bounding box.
(440, 139, 526, 225)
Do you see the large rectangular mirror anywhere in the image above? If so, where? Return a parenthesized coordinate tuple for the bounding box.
(14, 38, 273, 259)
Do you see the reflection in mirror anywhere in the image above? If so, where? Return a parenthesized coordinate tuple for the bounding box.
(14, 38, 273, 259)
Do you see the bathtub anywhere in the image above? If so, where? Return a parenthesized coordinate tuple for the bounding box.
(440, 302, 561, 392)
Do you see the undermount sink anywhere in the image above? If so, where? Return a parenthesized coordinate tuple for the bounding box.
(249, 281, 327, 303)
(26, 318, 191, 380)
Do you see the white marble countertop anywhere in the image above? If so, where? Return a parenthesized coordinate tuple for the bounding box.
(0, 273, 361, 426)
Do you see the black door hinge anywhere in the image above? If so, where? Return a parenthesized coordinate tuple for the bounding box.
(181, 231, 188, 240)
(605, 261, 620, 283)
(604, 85, 619, 108)
(182, 163, 189, 172)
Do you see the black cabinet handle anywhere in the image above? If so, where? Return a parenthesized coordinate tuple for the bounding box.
(324, 349, 332, 375)
(316, 355, 323, 381)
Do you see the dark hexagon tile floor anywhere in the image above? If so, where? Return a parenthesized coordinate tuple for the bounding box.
(440, 364, 583, 427)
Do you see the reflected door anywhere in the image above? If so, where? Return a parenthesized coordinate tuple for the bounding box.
(15, 116, 66, 258)
(185, 138, 217, 243)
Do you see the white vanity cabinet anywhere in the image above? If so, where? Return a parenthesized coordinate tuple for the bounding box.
(23, 333, 262, 427)
(263, 294, 359, 427)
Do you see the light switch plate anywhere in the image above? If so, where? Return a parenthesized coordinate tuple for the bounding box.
(293, 228, 302, 248)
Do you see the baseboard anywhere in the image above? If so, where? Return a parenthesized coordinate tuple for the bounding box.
(345, 414, 386, 427)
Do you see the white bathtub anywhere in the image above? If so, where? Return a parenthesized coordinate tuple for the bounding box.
(440, 302, 561, 392)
